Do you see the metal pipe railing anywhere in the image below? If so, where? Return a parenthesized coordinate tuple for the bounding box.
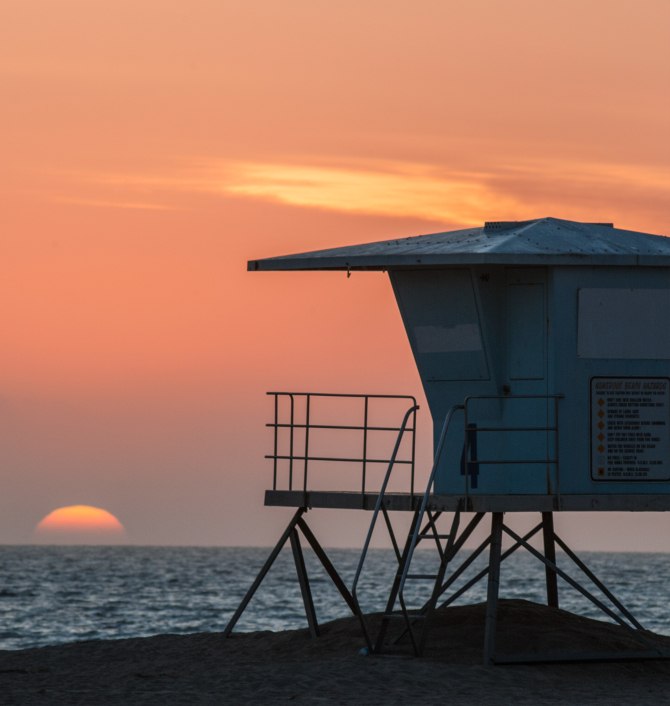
(266, 392, 418, 496)
(462, 394, 564, 497)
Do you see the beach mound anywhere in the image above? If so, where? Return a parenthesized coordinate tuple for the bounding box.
(2, 600, 670, 705)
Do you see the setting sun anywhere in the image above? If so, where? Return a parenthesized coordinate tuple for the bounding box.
(34, 505, 126, 544)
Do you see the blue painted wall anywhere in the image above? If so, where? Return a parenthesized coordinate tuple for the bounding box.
(390, 266, 670, 496)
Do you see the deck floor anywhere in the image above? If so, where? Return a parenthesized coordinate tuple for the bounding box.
(265, 490, 670, 512)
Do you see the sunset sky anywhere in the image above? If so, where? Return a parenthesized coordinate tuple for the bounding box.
(2, 0, 670, 549)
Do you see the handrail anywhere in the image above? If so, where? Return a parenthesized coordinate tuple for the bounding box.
(350, 403, 420, 648)
(353, 403, 463, 652)
(269, 455, 414, 465)
(397, 404, 465, 604)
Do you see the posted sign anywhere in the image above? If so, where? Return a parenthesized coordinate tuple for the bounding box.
(591, 378, 670, 480)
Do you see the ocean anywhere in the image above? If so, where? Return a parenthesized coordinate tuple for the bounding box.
(0, 545, 668, 651)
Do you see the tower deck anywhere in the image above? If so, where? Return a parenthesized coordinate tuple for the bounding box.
(266, 490, 670, 512)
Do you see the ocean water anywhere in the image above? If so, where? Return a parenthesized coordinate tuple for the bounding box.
(0, 545, 668, 651)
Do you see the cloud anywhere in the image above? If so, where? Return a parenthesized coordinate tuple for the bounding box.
(216, 160, 523, 225)
(210, 157, 670, 229)
(51, 156, 670, 229)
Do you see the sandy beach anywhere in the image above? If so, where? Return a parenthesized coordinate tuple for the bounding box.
(1, 600, 670, 705)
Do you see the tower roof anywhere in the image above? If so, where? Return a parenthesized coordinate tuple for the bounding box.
(248, 217, 670, 271)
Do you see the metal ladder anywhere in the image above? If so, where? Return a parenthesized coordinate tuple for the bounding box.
(354, 404, 464, 655)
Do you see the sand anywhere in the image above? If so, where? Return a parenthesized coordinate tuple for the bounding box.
(2, 600, 670, 705)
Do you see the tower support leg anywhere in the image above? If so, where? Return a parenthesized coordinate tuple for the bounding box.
(223, 508, 305, 637)
(542, 511, 559, 608)
(290, 527, 319, 637)
(224, 507, 359, 638)
(483, 511, 503, 666)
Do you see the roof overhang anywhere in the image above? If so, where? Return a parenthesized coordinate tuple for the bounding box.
(248, 218, 670, 272)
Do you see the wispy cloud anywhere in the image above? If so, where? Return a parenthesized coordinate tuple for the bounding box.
(211, 157, 670, 229)
(51, 156, 670, 228)
(216, 160, 523, 225)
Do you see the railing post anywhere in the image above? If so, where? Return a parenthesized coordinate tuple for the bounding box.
(272, 393, 278, 491)
(362, 396, 369, 495)
(289, 394, 295, 491)
(303, 394, 311, 497)
(410, 407, 417, 498)
(463, 401, 470, 499)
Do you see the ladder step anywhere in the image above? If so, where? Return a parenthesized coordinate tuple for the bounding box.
(406, 573, 439, 580)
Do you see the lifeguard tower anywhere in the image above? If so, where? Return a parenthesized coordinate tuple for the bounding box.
(226, 217, 670, 663)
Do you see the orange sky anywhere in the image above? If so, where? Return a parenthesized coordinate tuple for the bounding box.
(1, 0, 670, 548)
